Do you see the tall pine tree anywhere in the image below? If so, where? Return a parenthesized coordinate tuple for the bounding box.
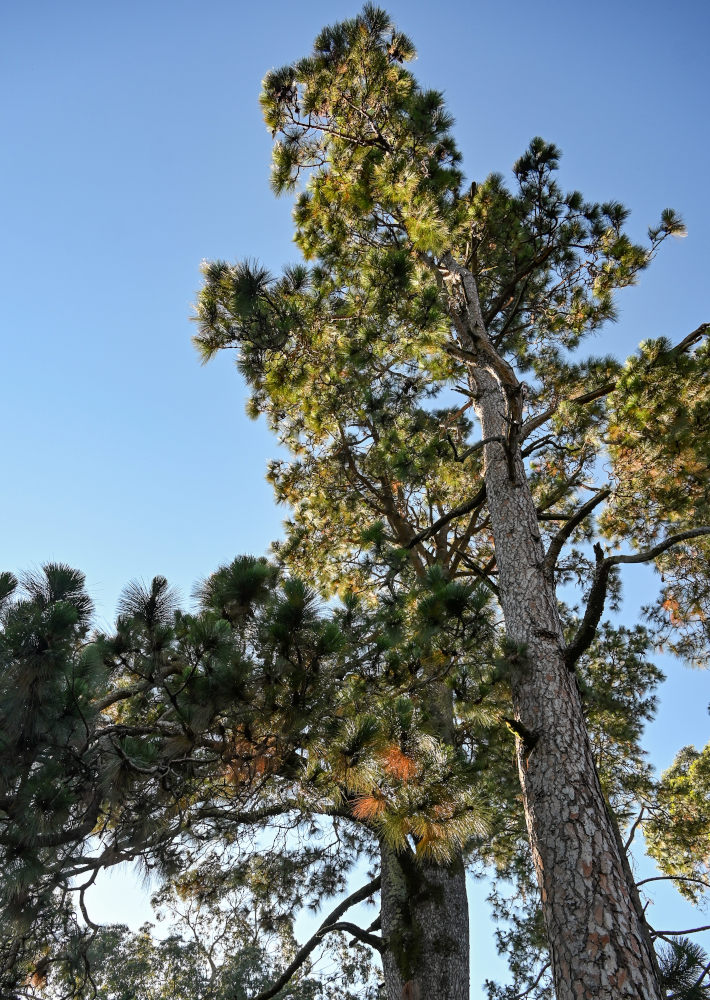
(194, 6, 710, 997)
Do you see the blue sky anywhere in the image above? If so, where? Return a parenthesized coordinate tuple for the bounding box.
(2, 0, 709, 994)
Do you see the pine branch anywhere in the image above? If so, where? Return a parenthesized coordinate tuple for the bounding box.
(405, 485, 486, 549)
(95, 666, 181, 711)
(523, 382, 616, 438)
(687, 956, 710, 997)
(284, 112, 391, 152)
(651, 924, 710, 938)
(637, 875, 710, 892)
(195, 801, 301, 825)
(59, 822, 183, 880)
(523, 321, 709, 439)
(534, 468, 587, 520)
(565, 528, 710, 668)
(543, 487, 611, 572)
(483, 244, 556, 326)
(251, 877, 381, 1000)
(5, 790, 103, 850)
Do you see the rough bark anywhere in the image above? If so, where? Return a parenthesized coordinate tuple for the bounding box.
(378, 678, 469, 1000)
(380, 842, 469, 1000)
(470, 360, 664, 999)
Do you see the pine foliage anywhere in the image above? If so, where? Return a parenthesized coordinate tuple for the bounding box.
(658, 937, 710, 1000)
(194, 5, 709, 996)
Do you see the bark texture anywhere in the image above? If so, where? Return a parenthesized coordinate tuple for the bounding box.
(471, 362, 663, 1000)
(380, 842, 469, 1000)
(434, 250, 663, 996)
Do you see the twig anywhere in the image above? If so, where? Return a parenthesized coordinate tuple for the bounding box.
(509, 961, 551, 999)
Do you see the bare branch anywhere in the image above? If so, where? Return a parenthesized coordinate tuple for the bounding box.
(637, 875, 710, 892)
(325, 921, 384, 952)
(405, 486, 486, 549)
(650, 924, 710, 938)
(522, 433, 556, 457)
(666, 321, 709, 358)
(565, 528, 710, 669)
(563, 543, 611, 670)
(624, 806, 645, 852)
(78, 885, 100, 933)
(544, 488, 611, 572)
(606, 527, 710, 568)
(451, 549, 499, 596)
(448, 433, 505, 463)
(252, 877, 381, 1000)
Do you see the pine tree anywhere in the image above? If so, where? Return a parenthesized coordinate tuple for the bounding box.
(1, 557, 502, 998)
(194, 6, 710, 998)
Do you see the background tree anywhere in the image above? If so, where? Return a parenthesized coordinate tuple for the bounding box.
(1, 558, 498, 1000)
(194, 6, 710, 998)
(22, 873, 376, 1000)
(0, 559, 377, 998)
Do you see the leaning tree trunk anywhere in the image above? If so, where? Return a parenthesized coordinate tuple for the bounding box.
(469, 357, 663, 1000)
(380, 842, 469, 1000)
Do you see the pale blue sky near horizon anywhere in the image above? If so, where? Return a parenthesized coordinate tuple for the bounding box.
(2, 0, 709, 994)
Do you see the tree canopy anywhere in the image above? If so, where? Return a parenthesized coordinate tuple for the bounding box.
(194, 5, 709, 998)
(2, 6, 709, 1000)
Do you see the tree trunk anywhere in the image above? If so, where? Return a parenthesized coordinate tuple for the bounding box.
(379, 841, 469, 1000)
(471, 361, 663, 1000)
(378, 678, 469, 1000)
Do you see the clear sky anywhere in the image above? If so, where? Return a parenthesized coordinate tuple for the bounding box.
(2, 1, 708, 995)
